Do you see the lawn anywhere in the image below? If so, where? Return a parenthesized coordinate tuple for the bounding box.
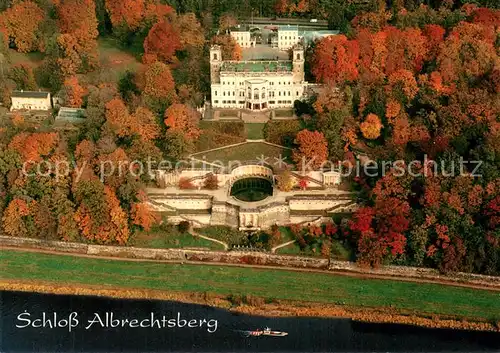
(195, 121, 246, 152)
(129, 230, 224, 251)
(97, 37, 143, 82)
(245, 123, 266, 139)
(1, 250, 499, 321)
(191, 141, 292, 164)
(7, 49, 44, 67)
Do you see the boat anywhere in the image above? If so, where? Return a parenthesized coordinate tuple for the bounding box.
(244, 327, 288, 337)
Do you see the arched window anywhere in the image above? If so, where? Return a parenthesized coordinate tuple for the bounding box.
(253, 88, 259, 100)
(296, 53, 301, 60)
(213, 53, 218, 60)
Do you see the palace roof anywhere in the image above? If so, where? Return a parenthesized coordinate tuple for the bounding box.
(220, 60, 293, 73)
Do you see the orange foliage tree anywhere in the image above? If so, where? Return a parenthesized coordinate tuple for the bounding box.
(2, 198, 33, 237)
(0, 0, 45, 52)
(63, 76, 85, 107)
(292, 130, 328, 170)
(211, 35, 242, 61)
(74, 183, 130, 245)
(56, 0, 98, 46)
(131, 202, 159, 231)
(105, 0, 145, 30)
(164, 103, 201, 140)
(360, 113, 382, 140)
(8, 132, 59, 163)
(105, 99, 160, 141)
(56, 34, 83, 77)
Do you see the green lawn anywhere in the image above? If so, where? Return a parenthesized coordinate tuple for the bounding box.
(129, 231, 224, 251)
(191, 141, 292, 164)
(97, 37, 143, 82)
(1, 250, 499, 321)
(7, 49, 44, 67)
(245, 123, 266, 139)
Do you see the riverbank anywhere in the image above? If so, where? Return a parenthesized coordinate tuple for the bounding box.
(1, 280, 499, 333)
(1, 249, 499, 332)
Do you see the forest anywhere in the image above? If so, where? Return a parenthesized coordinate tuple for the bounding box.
(0, 0, 498, 275)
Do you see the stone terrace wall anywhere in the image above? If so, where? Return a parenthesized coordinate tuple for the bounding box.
(1, 236, 499, 288)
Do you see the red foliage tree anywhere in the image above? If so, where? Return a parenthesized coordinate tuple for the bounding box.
(312, 35, 360, 84)
(143, 19, 182, 63)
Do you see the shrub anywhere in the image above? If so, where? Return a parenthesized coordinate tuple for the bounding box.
(178, 177, 195, 189)
(178, 221, 190, 233)
(263, 120, 301, 146)
(197, 226, 246, 246)
(203, 173, 218, 190)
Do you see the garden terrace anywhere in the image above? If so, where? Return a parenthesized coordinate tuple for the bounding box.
(220, 61, 293, 73)
(190, 141, 292, 165)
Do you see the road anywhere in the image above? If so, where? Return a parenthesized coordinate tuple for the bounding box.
(241, 17, 329, 29)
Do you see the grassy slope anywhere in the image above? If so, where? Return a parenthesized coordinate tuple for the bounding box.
(245, 123, 266, 139)
(129, 231, 225, 251)
(1, 250, 499, 321)
(192, 142, 291, 163)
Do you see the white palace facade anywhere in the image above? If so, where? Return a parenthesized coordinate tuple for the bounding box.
(210, 45, 309, 111)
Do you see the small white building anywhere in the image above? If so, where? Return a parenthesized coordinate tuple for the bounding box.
(278, 25, 299, 51)
(11, 90, 52, 111)
(230, 26, 255, 48)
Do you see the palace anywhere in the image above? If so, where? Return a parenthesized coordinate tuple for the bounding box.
(210, 44, 308, 111)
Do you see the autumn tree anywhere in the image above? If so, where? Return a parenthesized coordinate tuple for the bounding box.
(141, 61, 176, 101)
(276, 170, 294, 192)
(218, 13, 237, 32)
(164, 103, 201, 140)
(312, 35, 360, 84)
(143, 18, 182, 63)
(8, 64, 37, 91)
(177, 13, 205, 49)
(56, 0, 99, 47)
(292, 129, 328, 170)
(360, 113, 382, 140)
(105, 0, 145, 30)
(211, 35, 242, 61)
(2, 198, 34, 237)
(131, 202, 159, 231)
(8, 132, 59, 163)
(63, 76, 85, 107)
(104, 99, 159, 142)
(0, 0, 45, 52)
(74, 182, 130, 244)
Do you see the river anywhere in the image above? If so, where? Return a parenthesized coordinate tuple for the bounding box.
(1, 291, 499, 352)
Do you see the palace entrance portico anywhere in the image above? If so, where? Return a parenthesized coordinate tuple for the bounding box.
(245, 78, 269, 111)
